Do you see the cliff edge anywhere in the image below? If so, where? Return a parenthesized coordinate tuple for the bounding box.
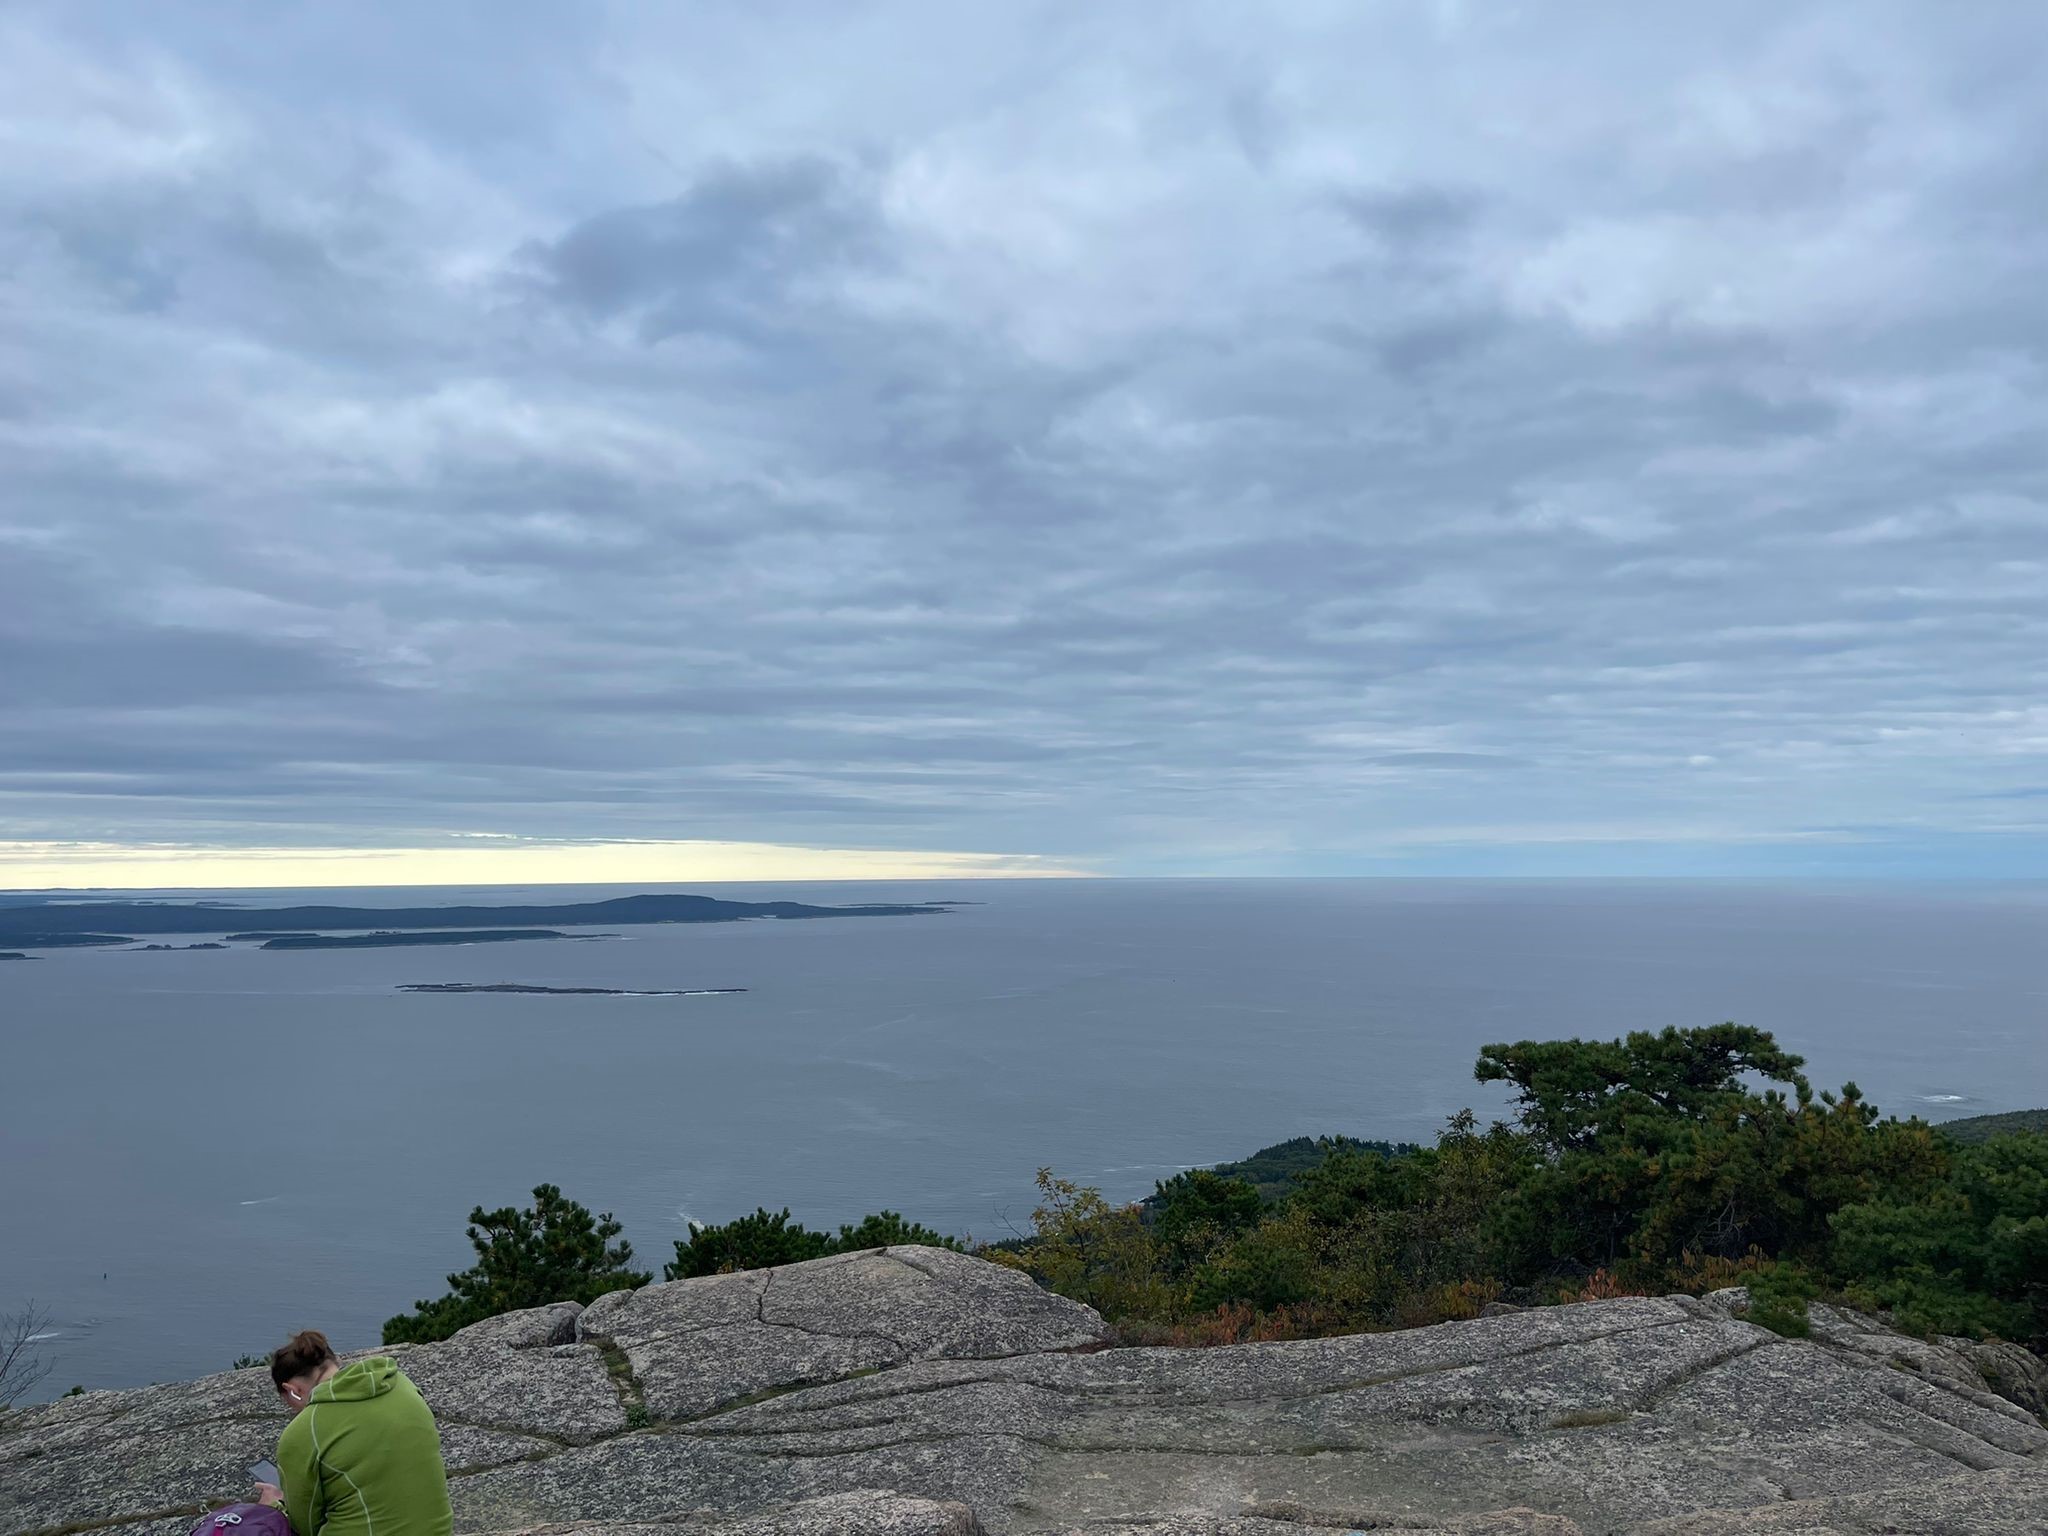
(5, 1247, 2044, 1536)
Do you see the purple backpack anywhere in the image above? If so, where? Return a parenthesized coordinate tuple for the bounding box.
(191, 1506, 293, 1536)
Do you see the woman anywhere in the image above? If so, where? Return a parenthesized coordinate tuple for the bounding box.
(259, 1331, 453, 1536)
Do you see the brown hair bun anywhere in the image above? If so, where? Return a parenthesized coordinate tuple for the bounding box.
(270, 1329, 337, 1387)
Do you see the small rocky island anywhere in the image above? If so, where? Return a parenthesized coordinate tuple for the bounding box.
(4, 1247, 2043, 1536)
(397, 982, 747, 995)
(259, 929, 575, 950)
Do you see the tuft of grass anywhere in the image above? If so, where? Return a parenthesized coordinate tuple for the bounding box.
(590, 1336, 656, 1430)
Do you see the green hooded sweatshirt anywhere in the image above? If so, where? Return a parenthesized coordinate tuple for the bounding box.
(276, 1357, 452, 1536)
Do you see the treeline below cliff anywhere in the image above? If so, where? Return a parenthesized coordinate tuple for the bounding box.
(381, 1024, 2048, 1356)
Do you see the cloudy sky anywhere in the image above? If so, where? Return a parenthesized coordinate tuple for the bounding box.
(3, 2, 2045, 885)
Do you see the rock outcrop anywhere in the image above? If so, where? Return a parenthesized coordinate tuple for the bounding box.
(576, 1247, 1112, 1421)
(4, 1247, 2043, 1536)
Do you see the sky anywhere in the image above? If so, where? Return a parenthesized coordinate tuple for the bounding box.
(3, 2, 2046, 886)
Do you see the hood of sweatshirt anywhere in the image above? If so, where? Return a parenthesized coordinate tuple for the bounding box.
(311, 1355, 399, 1403)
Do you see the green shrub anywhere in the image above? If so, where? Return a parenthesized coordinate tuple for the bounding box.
(1474, 1027, 1949, 1287)
(1190, 1220, 1316, 1311)
(667, 1206, 961, 1280)
(989, 1169, 1182, 1320)
(996, 1027, 2032, 1351)
(831, 1210, 964, 1254)
(667, 1208, 833, 1279)
(1743, 1264, 1819, 1338)
(384, 1184, 650, 1344)
(1151, 1170, 1263, 1273)
(378, 1027, 2042, 1361)
(1832, 1131, 2048, 1347)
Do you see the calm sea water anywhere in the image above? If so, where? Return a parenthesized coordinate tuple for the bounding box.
(4, 878, 2045, 1398)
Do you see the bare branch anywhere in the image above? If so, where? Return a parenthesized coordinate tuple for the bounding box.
(989, 1202, 1032, 1243)
(1, 1301, 58, 1411)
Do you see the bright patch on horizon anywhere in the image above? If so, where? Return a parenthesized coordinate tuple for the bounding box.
(0, 839, 1087, 890)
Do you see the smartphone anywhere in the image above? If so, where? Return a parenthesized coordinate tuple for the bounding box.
(249, 1462, 280, 1488)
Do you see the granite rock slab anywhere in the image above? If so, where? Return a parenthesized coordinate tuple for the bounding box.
(574, 1247, 1114, 1420)
(8, 1255, 2044, 1536)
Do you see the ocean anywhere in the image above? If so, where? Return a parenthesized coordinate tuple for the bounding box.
(3, 877, 2043, 1398)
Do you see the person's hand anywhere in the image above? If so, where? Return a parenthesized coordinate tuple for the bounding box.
(254, 1483, 283, 1508)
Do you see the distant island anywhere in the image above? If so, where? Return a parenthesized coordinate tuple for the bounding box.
(397, 982, 747, 995)
(261, 929, 572, 950)
(0, 951, 32, 961)
(131, 942, 229, 951)
(0, 892, 953, 946)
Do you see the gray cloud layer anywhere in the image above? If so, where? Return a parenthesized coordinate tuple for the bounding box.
(3, 2, 2045, 874)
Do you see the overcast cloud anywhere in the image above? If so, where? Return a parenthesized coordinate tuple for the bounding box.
(3, 2, 2045, 879)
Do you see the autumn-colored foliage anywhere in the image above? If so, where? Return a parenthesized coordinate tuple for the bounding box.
(995, 1026, 2047, 1352)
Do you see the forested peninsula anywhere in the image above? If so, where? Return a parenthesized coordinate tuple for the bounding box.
(0, 892, 953, 945)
